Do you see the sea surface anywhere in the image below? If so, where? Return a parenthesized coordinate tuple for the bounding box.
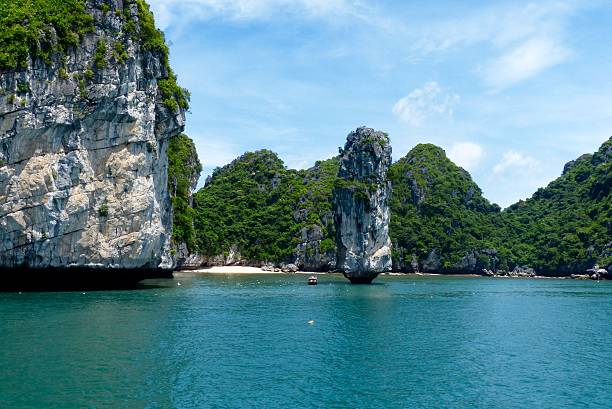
(1, 274, 611, 408)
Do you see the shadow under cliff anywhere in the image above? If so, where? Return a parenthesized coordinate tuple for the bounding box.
(0, 267, 174, 292)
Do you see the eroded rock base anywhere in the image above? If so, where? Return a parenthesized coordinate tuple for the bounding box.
(345, 273, 378, 284)
(0, 267, 173, 292)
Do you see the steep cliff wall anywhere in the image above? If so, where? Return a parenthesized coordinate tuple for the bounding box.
(0, 1, 186, 272)
(333, 127, 392, 283)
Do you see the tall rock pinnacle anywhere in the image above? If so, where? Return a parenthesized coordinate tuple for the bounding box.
(333, 127, 393, 283)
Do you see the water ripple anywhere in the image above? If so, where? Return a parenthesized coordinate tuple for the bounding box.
(0, 275, 610, 408)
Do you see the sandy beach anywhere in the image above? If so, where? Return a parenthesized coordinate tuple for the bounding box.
(175, 266, 325, 275)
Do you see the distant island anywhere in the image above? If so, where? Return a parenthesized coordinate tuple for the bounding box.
(0, 0, 610, 286)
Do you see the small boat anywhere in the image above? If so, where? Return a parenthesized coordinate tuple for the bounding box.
(308, 276, 318, 285)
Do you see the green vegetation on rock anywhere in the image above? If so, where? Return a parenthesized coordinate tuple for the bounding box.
(16, 81, 30, 95)
(93, 40, 107, 68)
(168, 134, 202, 251)
(98, 204, 109, 217)
(112, 41, 128, 64)
(502, 137, 611, 274)
(133, 0, 190, 112)
(388, 144, 505, 272)
(0, 0, 189, 112)
(188, 136, 610, 276)
(0, 0, 94, 70)
(388, 139, 611, 275)
(192, 151, 339, 264)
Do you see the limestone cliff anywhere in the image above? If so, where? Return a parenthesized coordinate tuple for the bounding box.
(333, 127, 392, 283)
(0, 1, 185, 272)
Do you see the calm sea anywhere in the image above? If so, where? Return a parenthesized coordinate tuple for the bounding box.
(1, 274, 610, 408)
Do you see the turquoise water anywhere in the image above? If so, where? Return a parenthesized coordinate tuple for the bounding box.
(1, 274, 611, 408)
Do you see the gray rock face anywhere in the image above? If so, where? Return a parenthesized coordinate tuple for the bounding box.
(294, 224, 336, 271)
(333, 127, 392, 283)
(421, 249, 441, 272)
(507, 266, 536, 277)
(0, 4, 184, 271)
(419, 248, 501, 274)
(180, 244, 245, 269)
(586, 265, 609, 280)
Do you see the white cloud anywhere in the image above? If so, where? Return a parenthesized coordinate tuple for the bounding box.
(481, 37, 571, 90)
(487, 150, 552, 207)
(493, 150, 539, 174)
(392, 81, 459, 127)
(196, 138, 241, 169)
(148, 0, 362, 30)
(447, 142, 484, 172)
(416, 1, 578, 89)
(283, 154, 317, 171)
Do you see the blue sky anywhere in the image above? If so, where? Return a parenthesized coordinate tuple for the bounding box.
(149, 0, 612, 207)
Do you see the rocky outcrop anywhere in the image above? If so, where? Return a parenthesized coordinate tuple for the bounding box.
(333, 127, 392, 283)
(262, 263, 298, 273)
(418, 248, 501, 275)
(180, 244, 246, 269)
(293, 224, 336, 271)
(0, 2, 184, 273)
(599, 243, 612, 273)
(585, 265, 609, 280)
(495, 266, 536, 278)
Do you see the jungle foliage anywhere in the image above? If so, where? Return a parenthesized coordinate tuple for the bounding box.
(0, 0, 189, 112)
(168, 134, 202, 251)
(388, 144, 506, 271)
(501, 138, 611, 274)
(389, 139, 611, 274)
(189, 137, 611, 275)
(192, 151, 339, 263)
(0, 0, 94, 70)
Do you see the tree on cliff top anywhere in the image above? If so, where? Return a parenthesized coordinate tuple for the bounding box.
(0, 0, 189, 112)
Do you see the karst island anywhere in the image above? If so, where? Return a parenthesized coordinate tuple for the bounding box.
(0, 1, 611, 408)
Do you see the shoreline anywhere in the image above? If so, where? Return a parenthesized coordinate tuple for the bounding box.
(176, 266, 325, 276)
(174, 267, 590, 280)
